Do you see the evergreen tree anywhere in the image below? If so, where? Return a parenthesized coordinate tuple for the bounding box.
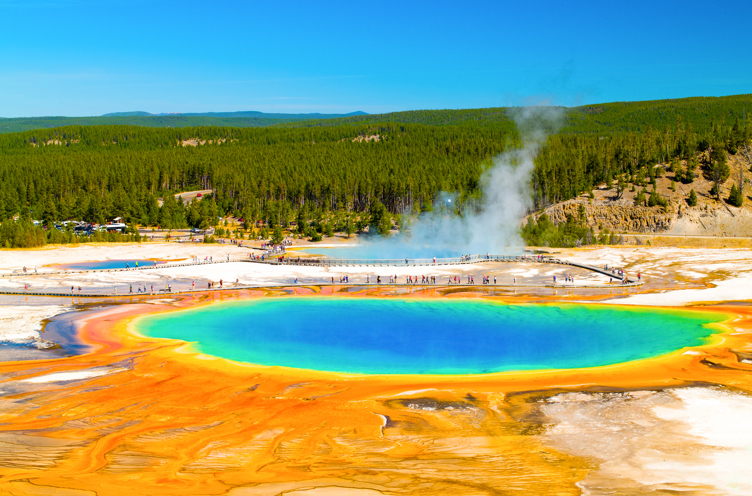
(728, 184, 743, 207)
(687, 189, 698, 206)
(271, 225, 284, 244)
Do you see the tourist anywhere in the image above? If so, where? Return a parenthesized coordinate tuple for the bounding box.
(192, 281, 195, 290)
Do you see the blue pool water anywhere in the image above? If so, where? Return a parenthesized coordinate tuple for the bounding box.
(135, 299, 725, 375)
(61, 260, 161, 270)
(291, 241, 503, 259)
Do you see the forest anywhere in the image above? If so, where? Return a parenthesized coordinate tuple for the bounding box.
(0, 94, 750, 248)
(0, 111, 365, 134)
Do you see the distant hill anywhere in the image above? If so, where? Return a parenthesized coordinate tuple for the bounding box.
(162, 110, 368, 119)
(101, 111, 153, 117)
(0, 110, 368, 133)
(2, 95, 751, 136)
(280, 94, 752, 135)
(103, 110, 367, 118)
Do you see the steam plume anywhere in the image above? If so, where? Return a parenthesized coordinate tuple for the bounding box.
(350, 106, 563, 258)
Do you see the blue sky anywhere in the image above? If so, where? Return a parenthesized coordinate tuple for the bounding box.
(1, 0, 750, 117)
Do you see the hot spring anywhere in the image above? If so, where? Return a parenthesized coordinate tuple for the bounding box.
(134, 299, 725, 375)
(59, 260, 163, 270)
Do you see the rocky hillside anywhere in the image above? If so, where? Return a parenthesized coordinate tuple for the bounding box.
(541, 151, 752, 237)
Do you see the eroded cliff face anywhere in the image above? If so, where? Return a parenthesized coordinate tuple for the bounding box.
(544, 202, 675, 233)
(541, 200, 752, 237)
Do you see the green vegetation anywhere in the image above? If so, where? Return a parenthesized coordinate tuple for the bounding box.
(1, 94, 751, 249)
(521, 206, 615, 248)
(0, 217, 144, 249)
(0, 123, 514, 248)
(728, 184, 744, 207)
(0, 111, 366, 134)
(532, 109, 750, 207)
(687, 189, 698, 207)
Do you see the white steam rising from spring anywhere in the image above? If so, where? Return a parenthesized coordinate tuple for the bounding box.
(344, 106, 563, 258)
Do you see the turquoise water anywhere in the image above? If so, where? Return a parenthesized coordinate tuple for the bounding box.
(135, 299, 724, 375)
(61, 260, 161, 270)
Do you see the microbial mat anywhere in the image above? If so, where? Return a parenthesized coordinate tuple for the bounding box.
(135, 299, 724, 375)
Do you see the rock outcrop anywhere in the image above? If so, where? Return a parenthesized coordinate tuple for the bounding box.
(543, 202, 675, 233)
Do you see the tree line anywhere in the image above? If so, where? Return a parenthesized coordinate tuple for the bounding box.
(1, 94, 750, 248)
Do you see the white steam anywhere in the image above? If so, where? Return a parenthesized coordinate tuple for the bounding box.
(347, 106, 563, 258)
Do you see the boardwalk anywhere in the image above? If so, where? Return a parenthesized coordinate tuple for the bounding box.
(0, 253, 642, 298)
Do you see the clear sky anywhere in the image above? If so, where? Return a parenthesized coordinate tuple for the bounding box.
(1, 0, 751, 117)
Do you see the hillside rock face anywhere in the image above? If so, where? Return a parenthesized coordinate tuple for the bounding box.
(544, 202, 675, 233)
(541, 199, 752, 237)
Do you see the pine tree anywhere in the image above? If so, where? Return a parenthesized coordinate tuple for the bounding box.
(728, 184, 743, 207)
(687, 189, 698, 207)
